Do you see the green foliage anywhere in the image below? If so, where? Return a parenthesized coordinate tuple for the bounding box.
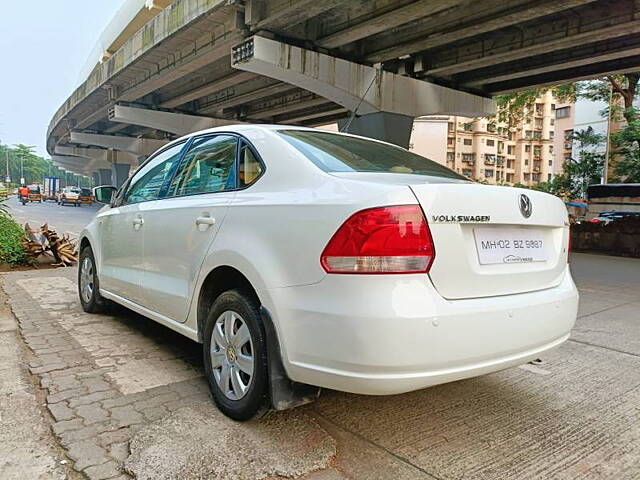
(0, 216, 27, 266)
(0, 198, 9, 218)
(565, 127, 605, 198)
(0, 142, 67, 187)
(614, 150, 640, 182)
(612, 118, 640, 182)
(495, 90, 540, 126)
(494, 85, 576, 126)
(578, 74, 639, 124)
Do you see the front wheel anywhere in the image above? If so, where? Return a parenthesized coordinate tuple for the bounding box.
(78, 246, 108, 313)
(203, 290, 269, 421)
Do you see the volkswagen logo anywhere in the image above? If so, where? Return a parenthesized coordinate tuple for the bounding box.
(519, 194, 532, 218)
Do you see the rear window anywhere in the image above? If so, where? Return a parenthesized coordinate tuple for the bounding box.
(277, 130, 465, 180)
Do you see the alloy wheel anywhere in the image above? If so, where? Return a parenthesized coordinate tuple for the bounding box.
(80, 256, 94, 304)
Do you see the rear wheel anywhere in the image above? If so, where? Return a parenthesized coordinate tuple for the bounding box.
(78, 246, 108, 313)
(203, 290, 268, 420)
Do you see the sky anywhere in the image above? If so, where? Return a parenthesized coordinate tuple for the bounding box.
(0, 0, 128, 157)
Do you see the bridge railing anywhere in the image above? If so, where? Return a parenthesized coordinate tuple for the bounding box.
(48, 0, 227, 143)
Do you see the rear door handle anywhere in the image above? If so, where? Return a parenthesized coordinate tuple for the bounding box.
(195, 216, 216, 226)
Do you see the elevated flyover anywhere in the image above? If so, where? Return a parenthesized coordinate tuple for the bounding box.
(48, 0, 640, 181)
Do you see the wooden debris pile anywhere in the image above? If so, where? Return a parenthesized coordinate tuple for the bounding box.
(22, 223, 78, 266)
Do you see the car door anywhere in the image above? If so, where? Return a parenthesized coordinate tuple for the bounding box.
(141, 134, 242, 322)
(98, 141, 186, 305)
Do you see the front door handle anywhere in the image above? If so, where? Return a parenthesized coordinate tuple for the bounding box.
(195, 216, 216, 226)
(132, 216, 144, 229)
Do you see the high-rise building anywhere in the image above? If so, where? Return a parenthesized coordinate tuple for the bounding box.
(413, 91, 561, 186)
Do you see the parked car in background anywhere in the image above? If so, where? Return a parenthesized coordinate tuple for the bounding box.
(57, 186, 82, 206)
(588, 211, 640, 225)
(78, 125, 578, 420)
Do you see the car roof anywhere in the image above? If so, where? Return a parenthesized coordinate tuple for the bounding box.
(166, 124, 406, 153)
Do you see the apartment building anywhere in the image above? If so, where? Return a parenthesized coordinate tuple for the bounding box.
(322, 91, 574, 187)
(552, 102, 575, 176)
(440, 91, 560, 186)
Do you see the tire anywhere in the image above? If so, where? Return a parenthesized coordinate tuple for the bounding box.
(203, 290, 269, 421)
(78, 246, 108, 313)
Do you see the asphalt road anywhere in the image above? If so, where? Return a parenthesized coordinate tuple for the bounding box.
(1, 252, 638, 479)
(5, 195, 101, 237)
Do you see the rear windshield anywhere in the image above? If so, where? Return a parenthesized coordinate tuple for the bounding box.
(277, 130, 465, 180)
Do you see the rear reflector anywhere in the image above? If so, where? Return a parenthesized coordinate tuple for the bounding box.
(321, 205, 435, 274)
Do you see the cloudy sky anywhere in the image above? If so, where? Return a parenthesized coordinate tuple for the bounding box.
(0, 0, 128, 156)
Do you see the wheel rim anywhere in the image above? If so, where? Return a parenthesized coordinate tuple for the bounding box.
(210, 310, 254, 400)
(80, 256, 94, 304)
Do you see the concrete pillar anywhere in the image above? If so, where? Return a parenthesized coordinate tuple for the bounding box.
(338, 112, 414, 149)
(92, 172, 100, 187)
(98, 169, 112, 186)
(111, 163, 131, 188)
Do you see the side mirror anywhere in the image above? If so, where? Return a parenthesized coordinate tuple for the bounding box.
(93, 186, 117, 204)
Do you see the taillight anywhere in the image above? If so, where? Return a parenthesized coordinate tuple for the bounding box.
(321, 205, 435, 274)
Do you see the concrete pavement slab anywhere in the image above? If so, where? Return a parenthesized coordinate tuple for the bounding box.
(312, 340, 640, 479)
(125, 405, 336, 480)
(572, 301, 640, 356)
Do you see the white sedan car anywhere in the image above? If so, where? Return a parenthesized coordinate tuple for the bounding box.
(79, 125, 578, 420)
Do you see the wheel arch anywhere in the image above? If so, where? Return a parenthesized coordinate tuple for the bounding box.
(79, 236, 91, 252)
(196, 264, 321, 411)
(196, 265, 261, 343)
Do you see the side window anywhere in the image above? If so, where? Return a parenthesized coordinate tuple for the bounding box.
(239, 142, 263, 187)
(123, 142, 184, 205)
(169, 135, 238, 196)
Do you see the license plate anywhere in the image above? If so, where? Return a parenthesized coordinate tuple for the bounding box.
(473, 228, 547, 265)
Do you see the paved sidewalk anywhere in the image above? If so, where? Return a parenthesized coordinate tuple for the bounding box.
(1, 253, 639, 479)
(0, 279, 68, 479)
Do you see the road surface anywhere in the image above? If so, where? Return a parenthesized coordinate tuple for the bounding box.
(5, 196, 101, 237)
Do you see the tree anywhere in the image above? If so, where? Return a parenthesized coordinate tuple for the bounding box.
(577, 74, 640, 182)
(612, 119, 640, 182)
(564, 127, 605, 198)
(0, 141, 65, 187)
(579, 74, 639, 125)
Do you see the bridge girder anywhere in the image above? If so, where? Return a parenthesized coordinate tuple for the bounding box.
(232, 36, 495, 118)
(69, 132, 167, 157)
(108, 105, 243, 136)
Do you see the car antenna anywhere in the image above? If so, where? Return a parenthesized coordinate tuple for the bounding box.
(340, 64, 382, 134)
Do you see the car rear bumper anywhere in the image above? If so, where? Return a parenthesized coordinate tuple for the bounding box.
(263, 267, 578, 395)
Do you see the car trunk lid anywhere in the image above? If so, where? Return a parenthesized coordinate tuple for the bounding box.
(410, 183, 569, 299)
